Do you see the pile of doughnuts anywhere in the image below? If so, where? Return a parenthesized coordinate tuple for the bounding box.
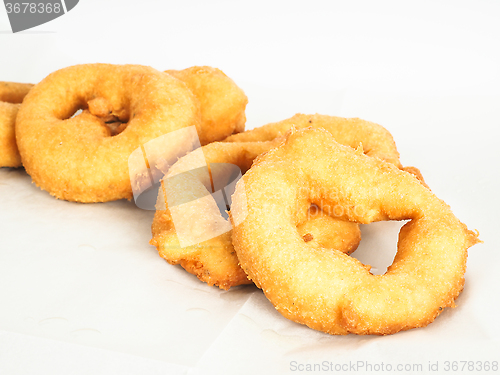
(1, 63, 480, 335)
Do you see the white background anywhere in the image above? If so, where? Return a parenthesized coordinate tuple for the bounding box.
(1, 1, 499, 374)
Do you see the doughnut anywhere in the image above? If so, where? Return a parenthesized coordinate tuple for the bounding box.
(16, 64, 201, 202)
(151, 138, 361, 290)
(166, 66, 247, 145)
(0, 81, 33, 168)
(226, 113, 428, 186)
(224, 113, 402, 167)
(230, 128, 480, 335)
(0, 81, 33, 104)
(151, 114, 420, 290)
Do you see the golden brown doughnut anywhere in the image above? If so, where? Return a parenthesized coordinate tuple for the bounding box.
(0, 81, 33, 168)
(16, 64, 200, 202)
(231, 128, 480, 335)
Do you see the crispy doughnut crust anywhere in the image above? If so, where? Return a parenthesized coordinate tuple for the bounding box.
(0, 81, 33, 103)
(151, 138, 361, 290)
(16, 64, 200, 202)
(0, 82, 33, 168)
(231, 128, 480, 335)
(224, 113, 402, 167)
(0, 102, 22, 168)
(226, 113, 428, 186)
(166, 66, 248, 145)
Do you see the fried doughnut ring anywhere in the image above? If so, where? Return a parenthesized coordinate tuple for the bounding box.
(151, 114, 419, 289)
(0, 81, 33, 167)
(166, 66, 247, 145)
(16, 64, 200, 202)
(151, 138, 361, 290)
(226, 113, 429, 187)
(224, 114, 402, 167)
(231, 128, 480, 335)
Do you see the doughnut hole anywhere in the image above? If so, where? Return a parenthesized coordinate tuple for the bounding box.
(351, 221, 407, 275)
